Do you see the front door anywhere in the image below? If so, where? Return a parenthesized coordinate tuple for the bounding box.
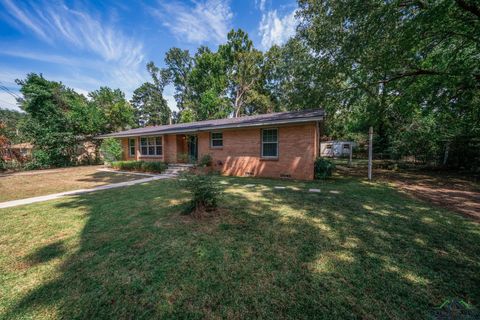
(187, 135, 198, 162)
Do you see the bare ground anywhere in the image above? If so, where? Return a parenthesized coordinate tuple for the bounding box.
(337, 165, 480, 221)
(0, 165, 143, 202)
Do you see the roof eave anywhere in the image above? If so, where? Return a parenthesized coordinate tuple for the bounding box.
(95, 116, 324, 139)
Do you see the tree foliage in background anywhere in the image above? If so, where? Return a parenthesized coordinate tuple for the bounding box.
(131, 82, 171, 126)
(99, 137, 123, 164)
(288, 0, 479, 167)
(14, 73, 131, 167)
(8, 1, 480, 171)
(89, 87, 135, 132)
(146, 29, 274, 122)
(17, 74, 90, 166)
(0, 108, 26, 144)
(130, 62, 172, 127)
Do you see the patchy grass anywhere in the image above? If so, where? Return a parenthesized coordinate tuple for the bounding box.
(0, 166, 143, 202)
(0, 176, 479, 319)
(330, 159, 480, 220)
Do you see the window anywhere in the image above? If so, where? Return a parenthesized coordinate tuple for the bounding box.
(129, 138, 136, 157)
(210, 132, 223, 147)
(261, 128, 278, 158)
(140, 136, 162, 156)
(343, 144, 350, 149)
(326, 144, 332, 149)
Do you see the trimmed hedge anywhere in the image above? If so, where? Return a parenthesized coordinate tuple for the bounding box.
(111, 160, 167, 173)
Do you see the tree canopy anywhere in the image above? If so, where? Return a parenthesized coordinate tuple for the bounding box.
(8, 0, 480, 169)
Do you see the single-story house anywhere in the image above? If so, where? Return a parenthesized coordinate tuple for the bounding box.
(320, 140, 357, 157)
(98, 109, 325, 180)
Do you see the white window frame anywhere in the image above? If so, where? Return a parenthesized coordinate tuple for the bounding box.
(210, 132, 223, 148)
(129, 138, 136, 157)
(261, 128, 278, 158)
(140, 136, 163, 156)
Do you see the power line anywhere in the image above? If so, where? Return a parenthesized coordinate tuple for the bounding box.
(0, 87, 21, 101)
(0, 81, 21, 100)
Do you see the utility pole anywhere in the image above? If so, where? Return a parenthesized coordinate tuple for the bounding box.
(349, 144, 353, 166)
(368, 127, 373, 181)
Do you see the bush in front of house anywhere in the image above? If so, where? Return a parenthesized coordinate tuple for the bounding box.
(140, 161, 168, 173)
(314, 157, 335, 179)
(178, 171, 222, 217)
(198, 154, 213, 167)
(100, 138, 123, 164)
(111, 160, 167, 173)
(111, 160, 141, 171)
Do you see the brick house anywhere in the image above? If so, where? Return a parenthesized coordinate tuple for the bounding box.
(98, 109, 325, 180)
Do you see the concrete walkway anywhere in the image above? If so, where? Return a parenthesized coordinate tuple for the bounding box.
(0, 174, 173, 209)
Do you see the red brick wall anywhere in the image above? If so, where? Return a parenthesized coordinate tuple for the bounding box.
(121, 138, 136, 160)
(197, 122, 318, 180)
(120, 122, 319, 180)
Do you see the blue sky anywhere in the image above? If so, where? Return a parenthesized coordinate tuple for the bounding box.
(0, 0, 298, 112)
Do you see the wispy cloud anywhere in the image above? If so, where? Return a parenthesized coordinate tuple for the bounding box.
(152, 0, 233, 44)
(0, 0, 146, 95)
(258, 9, 297, 49)
(256, 0, 267, 11)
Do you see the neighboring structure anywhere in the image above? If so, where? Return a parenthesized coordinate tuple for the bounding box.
(98, 109, 325, 180)
(320, 140, 357, 157)
(10, 143, 33, 158)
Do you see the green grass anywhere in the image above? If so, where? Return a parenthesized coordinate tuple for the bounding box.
(1, 176, 479, 319)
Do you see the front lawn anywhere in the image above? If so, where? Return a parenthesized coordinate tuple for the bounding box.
(0, 166, 143, 202)
(0, 177, 479, 319)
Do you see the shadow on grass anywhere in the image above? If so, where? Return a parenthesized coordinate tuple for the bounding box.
(76, 171, 144, 184)
(3, 177, 480, 319)
(24, 241, 66, 266)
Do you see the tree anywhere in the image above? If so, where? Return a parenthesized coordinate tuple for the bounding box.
(292, 0, 480, 165)
(16, 73, 103, 166)
(131, 82, 171, 126)
(220, 29, 270, 117)
(99, 137, 123, 163)
(89, 87, 134, 132)
(0, 108, 26, 143)
(187, 46, 230, 120)
(163, 48, 193, 112)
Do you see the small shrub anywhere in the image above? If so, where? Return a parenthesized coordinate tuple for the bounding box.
(198, 154, 213, 167)
(111, 160, 167, 173)
(178, 171, 222, 217)
(314, 157, 335, 179)
(26, 150, 52, 170)
(100, 138, 123, 164)
(141, 161, 167, 173)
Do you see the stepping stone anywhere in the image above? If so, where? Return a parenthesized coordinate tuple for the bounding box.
(329, 190, 340, 194)
(309, 188, 321, 193)
(274, 186, 287, 190)
(244, 184, 255, 188)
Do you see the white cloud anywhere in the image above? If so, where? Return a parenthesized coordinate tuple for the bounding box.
(0, 0, 147, 96)
(256, 0, 267, 11)
(152, 0, 233, 44)
(259, 9, 297, 49)
(0, 91, 19, 110)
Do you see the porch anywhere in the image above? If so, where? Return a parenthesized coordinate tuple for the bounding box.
(122, 134, 198, 163)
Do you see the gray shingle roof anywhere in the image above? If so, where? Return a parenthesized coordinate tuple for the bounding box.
(97, 108, 325, 138)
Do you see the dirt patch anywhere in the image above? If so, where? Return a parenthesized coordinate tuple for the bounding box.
(337, 166, 480, 221)
(0, 166, 143, 202)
